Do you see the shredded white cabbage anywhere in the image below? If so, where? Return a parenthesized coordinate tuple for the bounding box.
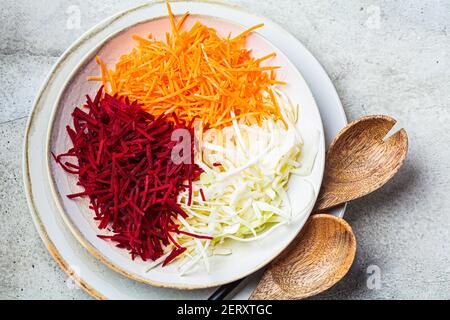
(151, 91, 317, 275)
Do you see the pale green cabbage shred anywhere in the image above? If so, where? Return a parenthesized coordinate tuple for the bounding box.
(149, 90, 309, 275)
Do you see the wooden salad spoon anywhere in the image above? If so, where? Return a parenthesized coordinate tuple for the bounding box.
(249, 214, 355, 300)
(209, 115, 408, 300)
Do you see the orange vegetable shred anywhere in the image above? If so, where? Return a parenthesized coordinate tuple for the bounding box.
(90, 2, 286, 129)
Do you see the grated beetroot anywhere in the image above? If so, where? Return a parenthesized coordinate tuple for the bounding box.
(53, 87, 211, 266)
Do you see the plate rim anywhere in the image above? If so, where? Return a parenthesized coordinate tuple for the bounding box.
(23, 0, 346, 299)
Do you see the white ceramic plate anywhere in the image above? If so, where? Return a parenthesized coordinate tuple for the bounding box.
(24, 0, 347, 299)
(48, 3, 326, 289)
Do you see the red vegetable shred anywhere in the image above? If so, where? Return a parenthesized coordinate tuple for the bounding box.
(53, 87, 211, 266)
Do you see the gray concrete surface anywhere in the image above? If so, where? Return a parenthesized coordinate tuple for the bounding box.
(1, 0, 449, 300)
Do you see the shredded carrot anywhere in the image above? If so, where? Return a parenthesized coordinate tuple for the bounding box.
(91, 1, 284, 128)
